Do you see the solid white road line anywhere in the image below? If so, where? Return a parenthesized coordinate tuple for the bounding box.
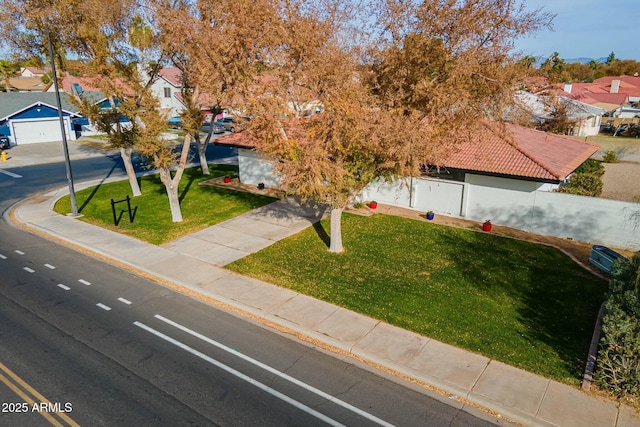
(96, 303, 111, 311)
(117, 297, 132, 305)
(14, 250, 24, 255)
(134, 321, 347, 427)
(78, 279, 91, 286)
(154, 314, 394, 427)
(57, 284, 71, 291)
(0, 170, 22, 178)
(44, 264, 56, 269)
(23, 267, 34, 273)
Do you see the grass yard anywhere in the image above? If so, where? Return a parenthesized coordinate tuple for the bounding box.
(54, 165, 276, 245)
(227, 213, 608, 385)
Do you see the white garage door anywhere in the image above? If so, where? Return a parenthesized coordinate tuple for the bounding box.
(12, 119, 70, 145)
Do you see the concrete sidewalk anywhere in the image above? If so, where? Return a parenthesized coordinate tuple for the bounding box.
(9, 181, 640, 427)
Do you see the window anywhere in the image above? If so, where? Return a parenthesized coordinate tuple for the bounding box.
(163, 87, 171, 98)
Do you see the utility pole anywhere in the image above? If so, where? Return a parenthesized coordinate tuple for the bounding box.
(47, 27, 78, 216)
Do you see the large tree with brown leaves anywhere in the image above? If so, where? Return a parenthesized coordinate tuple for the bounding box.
(153, 0, 282, 175)
(246, 0, 552, 253)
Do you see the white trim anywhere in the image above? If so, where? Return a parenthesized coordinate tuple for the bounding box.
(0, 101, 81, 121)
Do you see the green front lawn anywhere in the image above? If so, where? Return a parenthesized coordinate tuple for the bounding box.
(54, 166, 276, 244)
(227, 213, 607, 385)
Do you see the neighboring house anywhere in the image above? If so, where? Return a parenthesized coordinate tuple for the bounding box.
(551, 76, 640, 119)
(6, 77, 50, 92)
(151, 67, 185, 118)
(512, 90, 606, 137)
(20, 67, 48, 78)
(0, 92, 82, 144)
(593, 75, 640, 103)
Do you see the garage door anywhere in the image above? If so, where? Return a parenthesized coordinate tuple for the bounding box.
(11, 118, 70, 145)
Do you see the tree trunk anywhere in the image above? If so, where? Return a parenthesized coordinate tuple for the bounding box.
(120, 147, 141, 196)
(195, 134, 210, 175)
(328, 207, 344, 253)
(156, 134, 192, 223)
(158, 167, 183, 222)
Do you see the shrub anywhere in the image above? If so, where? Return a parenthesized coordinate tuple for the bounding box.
(559, 172, 603, 197)
(574, 158, 605, 176)
(594, 254, 640, 399)
(603, 150, 618, 163)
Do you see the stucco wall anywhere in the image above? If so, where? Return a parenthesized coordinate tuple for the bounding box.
(363, 175, 640, 250)
(235, 149, 640, 250)
(237, 149, 281, 188)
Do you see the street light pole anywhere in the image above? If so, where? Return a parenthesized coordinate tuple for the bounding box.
(47, 27, 78, 216)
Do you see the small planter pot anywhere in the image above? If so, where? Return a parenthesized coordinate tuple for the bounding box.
(223, 176, 231, 183)
(482, 222, 492, 232)
(426, 211, 435, 220)
(369, 202, 378, 209)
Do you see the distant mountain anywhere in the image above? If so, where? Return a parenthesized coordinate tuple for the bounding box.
(565, 57, 608, 64)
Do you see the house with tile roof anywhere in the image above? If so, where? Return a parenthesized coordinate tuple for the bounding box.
(431, 123, 599, 185)
(550, 76, 640, 120)
(215, 121, 598, 192)
(214, 122, 640, 250)
(592, 75, 640, 102)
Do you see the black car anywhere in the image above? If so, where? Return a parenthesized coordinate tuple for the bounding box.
(0, 135, 10, 149)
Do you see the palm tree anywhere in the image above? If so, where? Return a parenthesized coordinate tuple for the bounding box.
(0, 59, 19, 92)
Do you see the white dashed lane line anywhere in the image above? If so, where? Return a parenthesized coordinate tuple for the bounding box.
(23, 267, 35, 273)
(78, 279, 91, 286)
(44, 264, 56, 269)
(96, 303, 111, 311)
(0, 169, 22, 178)
(118, 298, 132, 305)
(14, 250, 24, 255)
(0, 253, 6, 259)
(57, 284, 71, 291)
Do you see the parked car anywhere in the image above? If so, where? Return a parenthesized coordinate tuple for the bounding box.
(200, 122, 225, 134)
(0, 135, 10, 149)
(214, 117, 236, 132)
(167, 116, 182, 129)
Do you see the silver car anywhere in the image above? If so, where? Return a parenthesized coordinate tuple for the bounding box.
(214, 117, 236, 132)
(200, 122, 225, 134)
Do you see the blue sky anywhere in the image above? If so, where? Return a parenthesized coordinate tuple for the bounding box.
(513, 0, 639, 61)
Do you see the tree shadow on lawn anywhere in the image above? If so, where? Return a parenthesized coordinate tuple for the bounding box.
(77, 161, 123, 213)
(313, 221, 331, 248)
(431, 229, 606, 380)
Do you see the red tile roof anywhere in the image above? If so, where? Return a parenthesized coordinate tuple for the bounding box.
(216, 131, 255, 148)
(564, 92, 629, 105)
(218, 122, 600, 182)
(593, 75, 640, 90)
(441, 123, 599, 181)
(159, 67, 182, 86)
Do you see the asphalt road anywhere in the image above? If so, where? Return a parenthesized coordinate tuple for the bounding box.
(0, 148, 508, 426)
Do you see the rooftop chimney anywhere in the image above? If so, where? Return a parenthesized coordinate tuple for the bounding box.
(610, 80, 620, 94)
